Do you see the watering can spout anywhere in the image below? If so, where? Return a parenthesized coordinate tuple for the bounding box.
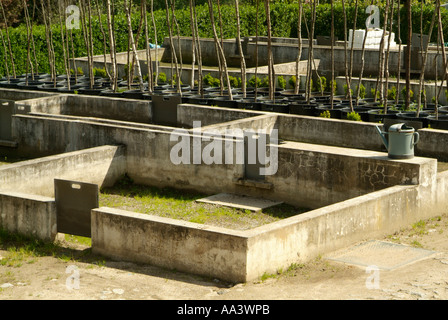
(375, 125, 388, 150)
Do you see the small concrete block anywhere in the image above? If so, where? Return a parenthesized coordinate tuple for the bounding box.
(196, 193, 283, 212)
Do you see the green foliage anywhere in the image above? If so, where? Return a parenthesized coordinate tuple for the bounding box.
(401, 87, 414, 101)
(356, 83, 366, 99)
(248, 75, 262, 88)
(261, 76, 270, 88)
(93, 68, 107, 78)
(229, 75, 240, 88)
(329, 80, 337, 94)
(314, 76, 326, 93)
(347, 111, 362, 121)
(203, 73, 220, 87)
(156, 72, 167, 84)
(0, 2, 445, 77)
(344, 84, 353, 97)
(70, 67, 84, 76)
(288, 75, 297, 89)
(319, 110, 331, 118)
(371, 88, 380, 100)
(387, 86, 397, 100)
(277, 75, 286, 89)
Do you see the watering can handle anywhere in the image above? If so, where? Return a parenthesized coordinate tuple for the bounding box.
(413, 132, 420, 146)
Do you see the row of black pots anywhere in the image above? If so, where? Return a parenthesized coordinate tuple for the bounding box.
(2, 75, 448, 130)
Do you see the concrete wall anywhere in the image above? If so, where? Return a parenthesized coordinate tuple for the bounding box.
(161, 37, 447, 80)
(10, 112, 438, 210)
(16, 94, 152, 124)
(0, 145, 126, 197)
(0, 191, 57, 241)
(0, 88, 57, 101)
(89, 169, 448, 282)
(91, 207, 249, 283)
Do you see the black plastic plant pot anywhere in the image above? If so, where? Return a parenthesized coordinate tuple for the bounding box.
(122, 89, 146, 100)
(17, 80, 45, 91)
(99, 89, 124, 98)
(0, 79, 22, 88)
(21, 73, 51, 80)
(256, 87, 285, 96)
(439, 106, 448, 114)
(396, 111, 431, 127)
(235, 98, 262, 111)
(315, 105, 345, 119)
(340, 107, 372, 122)
(211, 95, 240, 109)
(290, 103, 317, 116)
(428, 115, 448, 130)
(183, 94, 212, 106)
(313, 95, 332, 104)
(77, 87, 105, 96)
(260, 100, 290, 113)
(37, 83, 64, 92)
(366, 109, 400, 123)
(57, 74, 86, 82)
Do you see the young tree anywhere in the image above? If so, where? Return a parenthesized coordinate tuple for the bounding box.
(265, 0, 274, 101)
(1, 0, 16, 78)
(405, 0, 412, 110)
(294, 0, 303, 95)
(150, 0, 159, 86)
(416, 1, 437, 116)
(106, 0, 118, 91)
(235, 0, 247, 98)
(124, 0, 144, 91)
(207, 0, 232, 99)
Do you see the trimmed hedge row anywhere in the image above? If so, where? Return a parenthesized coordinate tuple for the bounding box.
(0, 3, 445, 77)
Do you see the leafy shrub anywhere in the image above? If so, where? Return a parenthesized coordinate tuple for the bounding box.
(319, 110, 331, 118)
(328, 80, 337, 94)
(248, 75, 261, 88)
(277, 75, 286, 89)
(229, 75, 239, 88)
(314, 76, 327, 93)
(356, 83, 366, 99)
(347, 111, 362, 121)
(261, 76, 270, 88)
(401, 87, 414, 101)
(93, 68, 107, 78)
(154, 72, 167, 83)
(387, 86, 397, 100)
(288, 75, 297, 89)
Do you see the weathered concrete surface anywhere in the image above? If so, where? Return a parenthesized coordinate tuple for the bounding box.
(17, 94, 152, 124)
(196, 193, 283, 212)
(91, 207, 249, 283)
(90, 169, 448, 282)
(0, 145, 126, 197)
(415, 129, 448, 162)
(0, 191, 57, 241)
(0, 87, 57, 101)
(161, 36, 445, 80)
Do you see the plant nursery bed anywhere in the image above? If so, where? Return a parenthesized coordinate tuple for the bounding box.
(99, 178, 309, 231)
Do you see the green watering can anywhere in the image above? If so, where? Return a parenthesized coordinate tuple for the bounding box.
(375, 123, 420, 159)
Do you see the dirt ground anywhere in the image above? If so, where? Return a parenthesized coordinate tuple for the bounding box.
(1, 212, 448, 302)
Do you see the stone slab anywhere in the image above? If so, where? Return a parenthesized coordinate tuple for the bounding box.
(196, 193, 283, 212)
(325, 240, 439, 270)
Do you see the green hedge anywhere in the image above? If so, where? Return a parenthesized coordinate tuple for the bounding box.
(0, 3, 446, 78)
